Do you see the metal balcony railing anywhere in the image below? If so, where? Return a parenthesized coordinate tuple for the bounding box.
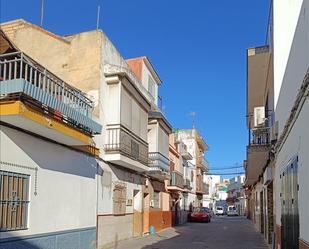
(197, 156, 209, 170)
(105, 124, 149, 165)
(249, 126, 270, 145)
(183, 178, 192, 189)
(148, 152, 170, 172)
(169, 171, 184, 189)
(177, 143, 192, 160)
(0, 52, 101, 134)
(203, 183, 210, 195)
(196, 176, 208, 193)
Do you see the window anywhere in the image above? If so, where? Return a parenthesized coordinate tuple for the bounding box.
(113, 184, 126, 215)
(148, 76, 155, 99)
(151, 191, 160, 209)
(0, 170, 30, 231)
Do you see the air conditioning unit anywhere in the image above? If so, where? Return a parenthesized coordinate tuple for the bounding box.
(253, 106, 265, 127)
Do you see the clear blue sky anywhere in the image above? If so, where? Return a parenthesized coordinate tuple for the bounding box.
(1, 0, 270, 175)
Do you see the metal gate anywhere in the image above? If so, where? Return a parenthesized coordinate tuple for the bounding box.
(281, 157, 299, 249)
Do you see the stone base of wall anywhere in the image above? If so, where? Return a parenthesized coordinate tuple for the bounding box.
(97, 214, 133, 249)
(300, 239, 309, 249)
(0, 227, 96, 249)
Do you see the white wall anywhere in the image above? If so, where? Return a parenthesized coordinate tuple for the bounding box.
(96, 162, 144, 215)
(158, 125, 169, 158)
(141, 63, 158, 105)
(119, 87, 148, 141)
(273, 0, 305, 110)
(275, 100, 309, 242)
(0, 125, 97, 239)
(273, 0, 309, 243)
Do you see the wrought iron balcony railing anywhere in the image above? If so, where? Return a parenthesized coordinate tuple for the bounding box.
(148, 152, 170, 172)
(196, 175, 208, 193)
(183, 178, 192, 189)
(177, 142, 192, 160)
(197, 156, 209, 170)
(0, 52, 101, 134)
(249, 126, 270, 146)
(169, 171, 184, 189)
(105, 124, 149, 166)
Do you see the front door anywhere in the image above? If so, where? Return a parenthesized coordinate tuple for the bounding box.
(281, 157, 299, 249)
(260, 191, 264, 234)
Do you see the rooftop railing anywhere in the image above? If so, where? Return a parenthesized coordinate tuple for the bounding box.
(0, 52, 101, 134)
(0, 52, 92, 114)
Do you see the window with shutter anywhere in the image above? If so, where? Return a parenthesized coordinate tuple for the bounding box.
(113, 184, 127, 215)
(0, 170, 30, 231)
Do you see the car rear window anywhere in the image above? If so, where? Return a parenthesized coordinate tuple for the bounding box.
(193, 207, 209, 213)
(217, 207, 223, 210)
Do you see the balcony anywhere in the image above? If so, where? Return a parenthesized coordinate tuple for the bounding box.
(0, 52, 102, 150)
(167, 171, 184, 191)
(148, 152, 170, 172)
(177, 142, 192, 160)
(183, 178, 192, 190)
(196, 175, 208, 195)
(104, 124, 149, 172)
(246, 126, 271, 186)
(249, 126, 270, 146)
(197, 156, 209, 171)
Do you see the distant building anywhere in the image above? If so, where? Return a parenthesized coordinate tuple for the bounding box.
(227, 175, 246, 215)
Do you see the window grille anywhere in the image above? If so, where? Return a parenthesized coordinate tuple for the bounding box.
(0, 170, 30, 231)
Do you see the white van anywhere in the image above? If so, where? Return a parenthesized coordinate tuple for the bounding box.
(227, 206, 238, 216)
(215, 206, 224, 215)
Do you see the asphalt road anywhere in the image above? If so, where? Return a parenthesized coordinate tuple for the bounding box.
(112, 216, 269, 249)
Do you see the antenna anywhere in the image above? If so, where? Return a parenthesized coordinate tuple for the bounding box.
(188, 112, 196, 128)
(96, 5, 101, 30)
(40, 0, 44, 27)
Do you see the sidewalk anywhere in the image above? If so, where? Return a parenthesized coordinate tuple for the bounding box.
(106, 227, 179, 249)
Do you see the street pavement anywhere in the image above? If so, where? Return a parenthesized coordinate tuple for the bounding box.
(111, 216, 269, 249)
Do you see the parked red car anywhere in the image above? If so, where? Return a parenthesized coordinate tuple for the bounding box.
(189, 207, 211, 223)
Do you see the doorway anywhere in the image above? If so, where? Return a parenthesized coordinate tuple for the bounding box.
(260, 191, 264, 234)
(281, 158, 299, 249)
(133, 190, 142, 237)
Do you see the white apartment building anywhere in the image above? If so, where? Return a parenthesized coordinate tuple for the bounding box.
(174, 129, 209, 207)
(227, 175, 246, 215)
(0, 31, 102, 249)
